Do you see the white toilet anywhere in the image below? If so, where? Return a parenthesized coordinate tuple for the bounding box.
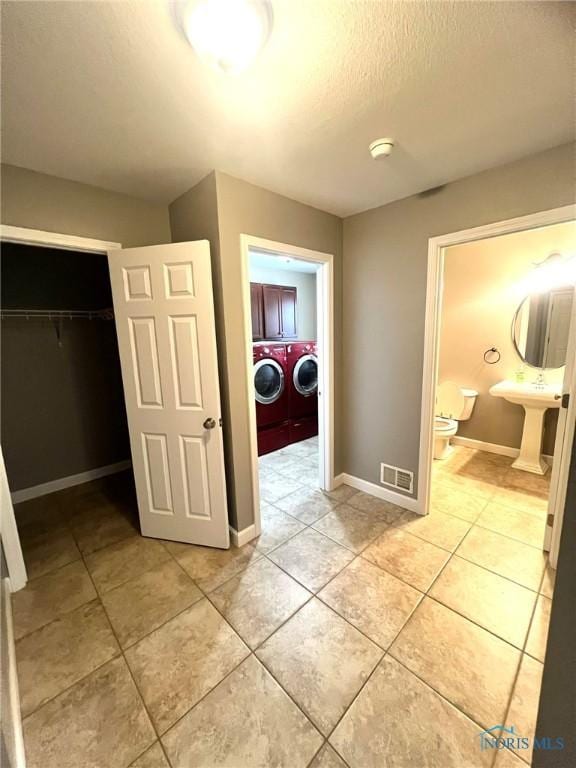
(434, 382, 478, 460)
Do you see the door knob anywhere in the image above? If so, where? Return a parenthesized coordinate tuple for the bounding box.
(203, 418, 216, 430)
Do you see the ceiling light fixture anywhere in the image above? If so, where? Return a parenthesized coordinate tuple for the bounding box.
(369, 138, 395, 160)
(520, 252, 576, 296)
(180, 0, 273, 74)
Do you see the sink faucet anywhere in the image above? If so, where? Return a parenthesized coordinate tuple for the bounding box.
(534, 370, 546, 387)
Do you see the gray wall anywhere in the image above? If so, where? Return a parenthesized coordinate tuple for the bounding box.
(249, 263, 317, 341)
(1, 245, 131, 491)
(2, 319, 129, 490)
(342, 142, 575, 496)
(215, 172, 342, 531)
(0, 165, 172, 491)
(534, 437, 576, 766)
(170, 172, 342, 531)
(1, 164, 171, 247)
(169, 173, 242, 529)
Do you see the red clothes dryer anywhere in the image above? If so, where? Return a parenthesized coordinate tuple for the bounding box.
(287, 341, 318, 419)
(253, 343, 289, 429)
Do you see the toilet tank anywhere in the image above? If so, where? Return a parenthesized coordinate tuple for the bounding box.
(460, 388, 478, 421)
(437, 382, 478, 421)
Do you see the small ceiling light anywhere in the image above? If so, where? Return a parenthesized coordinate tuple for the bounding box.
(369, 138, 395, 160)
(180, 0, 273, 74)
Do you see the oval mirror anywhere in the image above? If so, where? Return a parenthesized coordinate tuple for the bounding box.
(512, 287, 574, 368)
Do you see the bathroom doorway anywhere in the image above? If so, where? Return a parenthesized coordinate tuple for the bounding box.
(419, 206, 576, 571)
(240, 235, 334, 548)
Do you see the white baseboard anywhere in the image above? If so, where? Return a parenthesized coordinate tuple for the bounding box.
(451, 436, 553, 466)
(332, 473, 345, 490)
(229, 523, 258, 548)
(10, 460, 132, 504)
(338, 472, 420, 514)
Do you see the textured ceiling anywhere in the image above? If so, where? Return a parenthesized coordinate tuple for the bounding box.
(1, 1, 574, 216)
(250, 250, 319, 273)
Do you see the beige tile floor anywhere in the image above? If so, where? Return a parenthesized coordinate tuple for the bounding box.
(13, 440, 554, 767)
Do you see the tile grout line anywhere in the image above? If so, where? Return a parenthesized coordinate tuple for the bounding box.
(494, 563, 550, 768)
(261, 447, 550, 762)
(20, 648, 125, 723)
(54, 491, 193, 766)
(17, 448, 551, 767)
(77, 539, 164, 763)
(19, 467, 388, 758)
(451, 526, 548, 593)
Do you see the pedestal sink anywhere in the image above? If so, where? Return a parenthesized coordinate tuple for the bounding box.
(489, 380, 562, 474)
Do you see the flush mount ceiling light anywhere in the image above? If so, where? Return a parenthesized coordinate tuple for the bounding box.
(180, 0, 273, 74)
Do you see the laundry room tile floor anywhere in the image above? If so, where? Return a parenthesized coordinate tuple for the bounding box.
(12, 442, 553, 767)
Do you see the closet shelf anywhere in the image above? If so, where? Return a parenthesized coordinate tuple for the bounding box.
(0, 308, 114, 320)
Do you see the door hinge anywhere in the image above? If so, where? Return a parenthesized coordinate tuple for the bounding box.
(219, 417, 223, 427)
(547, 513, 554, 527)
(561, 393, 570, 409)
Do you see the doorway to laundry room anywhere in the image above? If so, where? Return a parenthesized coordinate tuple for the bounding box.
(245, 240, 335, 553)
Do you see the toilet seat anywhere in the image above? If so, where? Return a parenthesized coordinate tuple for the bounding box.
(434, 417, 457, 433)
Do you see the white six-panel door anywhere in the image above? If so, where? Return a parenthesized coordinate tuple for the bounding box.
(108, 241, 229, 548)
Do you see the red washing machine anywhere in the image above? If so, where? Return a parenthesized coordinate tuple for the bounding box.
(253, 343, 290, 455)
(287, 341, 318, 443)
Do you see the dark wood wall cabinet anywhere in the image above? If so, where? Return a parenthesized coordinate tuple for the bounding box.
(250, 283, 264, 340)
(250, 283, 297, 340)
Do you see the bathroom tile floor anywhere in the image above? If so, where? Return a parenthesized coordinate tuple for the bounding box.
(13, 441, 554, 767)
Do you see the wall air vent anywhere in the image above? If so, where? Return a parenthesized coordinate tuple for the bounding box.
(380, 463, 414, 494)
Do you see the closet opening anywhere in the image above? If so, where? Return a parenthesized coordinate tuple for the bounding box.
(1, 240, 141, 577)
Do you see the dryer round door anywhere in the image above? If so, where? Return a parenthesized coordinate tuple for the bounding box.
(293, 354, 318, 396)
(254, 359, 285, 404)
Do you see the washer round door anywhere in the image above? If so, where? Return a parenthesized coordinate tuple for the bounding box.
(293, 354, 318, 396)
(254, 358, 285, 404)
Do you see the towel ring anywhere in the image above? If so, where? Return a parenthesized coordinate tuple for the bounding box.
(483, 347, 501, 364)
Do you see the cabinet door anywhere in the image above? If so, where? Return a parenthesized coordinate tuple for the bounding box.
(280, 287, 297, 339)
(250, 283, 264, 340)
(263, 285, 283, 339)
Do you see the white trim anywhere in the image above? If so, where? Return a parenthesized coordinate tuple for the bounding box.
(0, 224, 121, 252)
(2, 579, 26, 768)
(0, 226, 124, 592)
(0, 449, 27, 592)
(333, 472, 345, 488)
(451, 435, 553, 465)
(229, 523, 258, 548)
(240, 235, 335, 540)
(419, 204, 576, 554)
(339, 472, 420, 514)
(548, 280, 576, 566)
(10, 460, 132, 504)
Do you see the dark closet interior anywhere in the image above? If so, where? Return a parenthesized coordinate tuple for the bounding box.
(1, 243, 130, 491)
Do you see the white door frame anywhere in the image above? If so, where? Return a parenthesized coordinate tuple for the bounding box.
(0, 224, 121, 587)
(546, 281, 576, 568)
(240, 234, 334, 537)
(419, 205, 576, 564)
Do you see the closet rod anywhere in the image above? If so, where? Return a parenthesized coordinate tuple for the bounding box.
(0, 308, 114, 320)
